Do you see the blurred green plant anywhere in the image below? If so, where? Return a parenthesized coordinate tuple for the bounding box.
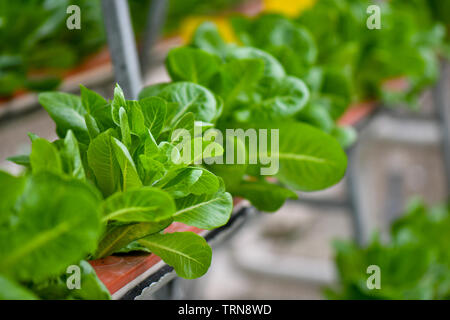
(231, 0, 447, 109)
(0, 0, 242, 98)
(0, 0, 105, 96)
(140, 41, 348, 212)
(326, 199, 450, 300)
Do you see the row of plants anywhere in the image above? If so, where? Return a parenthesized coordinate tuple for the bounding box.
(214, 0, 450, 116)
(0, 0, 242, 98)
(140, 0, 450, 299)
(327, 199, 450, 300)
(0, 68, 347, 298)
(157, 0, 447, 154)
(0, 0, 448, 300)
(0, 0, 347, 300)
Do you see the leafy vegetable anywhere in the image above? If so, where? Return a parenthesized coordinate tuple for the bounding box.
(141, 27, 349, 211)
(138, 232, 212, 279)
(102, 187, 175, 223)
(0, 171, 108, 299)
(7, 84, 234, 289)
(0, 173, 101, 282)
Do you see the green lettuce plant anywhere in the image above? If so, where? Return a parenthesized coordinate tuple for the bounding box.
(2, 84, 236, 299)
(2, 66, 348, 299)
(140, 42, 348, 212)
(189, 0, 447, 118)
(0, 171, 110, 299)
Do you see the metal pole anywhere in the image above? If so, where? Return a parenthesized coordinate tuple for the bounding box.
(140, 0, 168, 74)
(433, 61, 450, 191)
(346, 144, 367, 245)
(101, 0, 142, 99)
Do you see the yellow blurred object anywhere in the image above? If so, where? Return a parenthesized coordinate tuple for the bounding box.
(179, 16, 238, 44)
(263, 0, 316, 17)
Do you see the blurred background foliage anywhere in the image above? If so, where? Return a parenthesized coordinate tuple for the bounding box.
(327, 200, 450, 300)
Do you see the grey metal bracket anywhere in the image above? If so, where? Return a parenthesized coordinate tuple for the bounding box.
(140, 0, 168, 74)
(101, 0, 143, 99)
(433, 61, 450, 191)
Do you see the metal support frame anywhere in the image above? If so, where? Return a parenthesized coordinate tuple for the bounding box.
(101, 0, 142, 99)
(346, 145, 366, 245)
(140, 0, 168, 74)
(346, 106, 383, 245)
(433, 61, 450, 191)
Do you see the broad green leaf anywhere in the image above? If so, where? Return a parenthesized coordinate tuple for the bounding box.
(140, 96, 167, 139)
(80, 84, 108, 114)
(226, 46, 286, 79)
(206, 135, 247, 190)
(102, 187, 175, 223)
(138, 82, 171, 100)
(296, 100, 334, 133)
(138, 232, 212, 279)
(0, 274, 37, 300)
(214, 58, 264, 105)
(171, 112, 195, 143)
(0, 173, 101, 282)
(254, 76, 310, 121)
(191, 22, 227, 55)
(269, 24, 317, 66)
(174, 191, 232, 230)
(160, 167, 201, 196)
(38, 92, 89, 144)
(0, 171, 25, 225)
(158, 82, 218, 125)
(87, 130, 121, 197)
(90, 104, 115, 133)
(269, 122, 347, 191)
(95, 220, 172, 258)
(188, 168, 220, 195)
(127, 100, 147, 138)
(111, 137, 142, 191)
(162, 167, 219, 198)
(61, 130, 85, 180)
(166, 47, 221, 86)
(232, 180, 297, 212)
(29, 138, 62, 175)
(174, 184, 232, 230)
